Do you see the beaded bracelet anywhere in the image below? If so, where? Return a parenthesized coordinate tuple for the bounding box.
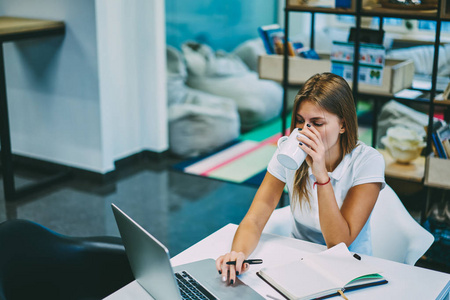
(313, 177, 331, 189)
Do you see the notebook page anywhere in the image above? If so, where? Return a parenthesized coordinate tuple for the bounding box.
(305, 243, 382, 287)
(259, 258, 338, 299)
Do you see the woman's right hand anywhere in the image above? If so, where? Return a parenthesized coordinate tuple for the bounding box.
(215, 251, 250, 285)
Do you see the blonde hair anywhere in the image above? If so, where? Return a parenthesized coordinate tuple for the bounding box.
(290, 73, 358, 208)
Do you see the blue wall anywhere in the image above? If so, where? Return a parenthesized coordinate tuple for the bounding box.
(166, 0, 278, 52)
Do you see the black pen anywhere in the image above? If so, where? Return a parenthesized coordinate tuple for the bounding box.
(226, 259, 263, 265)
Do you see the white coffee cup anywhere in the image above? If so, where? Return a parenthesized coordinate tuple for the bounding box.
(277, 128, 307, 170)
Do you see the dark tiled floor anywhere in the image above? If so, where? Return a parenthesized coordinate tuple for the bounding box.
(0, 156, 273, 257)
(0, 155, 448, 274)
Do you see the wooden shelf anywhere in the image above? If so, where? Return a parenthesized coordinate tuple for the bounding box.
(287, 0, 440, 18)
(433, 93, 450, 106)
(378, 149, 425, 182)
(286, 0, 355, 13)
(434, 99, 450, 106)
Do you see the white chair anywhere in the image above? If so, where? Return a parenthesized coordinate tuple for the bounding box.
(371, 185, 434, 265)
(262, 185, 435, 265)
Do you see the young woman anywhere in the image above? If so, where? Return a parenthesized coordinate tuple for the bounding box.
(215, 73, 385, 284)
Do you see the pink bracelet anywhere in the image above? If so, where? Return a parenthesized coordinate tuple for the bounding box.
(313, 177, 331, 189)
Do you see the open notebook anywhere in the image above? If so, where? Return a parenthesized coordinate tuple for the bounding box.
(257, 243, 387, 300)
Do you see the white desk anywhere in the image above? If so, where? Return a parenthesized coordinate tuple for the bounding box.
(105, 224, 450, 300)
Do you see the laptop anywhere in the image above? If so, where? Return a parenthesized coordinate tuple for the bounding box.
(111, 204, 263, 300)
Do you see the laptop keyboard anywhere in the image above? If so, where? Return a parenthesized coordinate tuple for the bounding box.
(175, 271, 217, 300)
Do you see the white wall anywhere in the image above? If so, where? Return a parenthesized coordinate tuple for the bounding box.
(0, 0, 168, 174)
(95, 0, 168, 167)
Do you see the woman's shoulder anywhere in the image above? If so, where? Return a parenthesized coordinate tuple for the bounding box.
(350, 141, 383, 161)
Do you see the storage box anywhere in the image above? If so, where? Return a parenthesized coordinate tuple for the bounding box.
(425, 155, 450, 189)
(258, 54, 415, 95)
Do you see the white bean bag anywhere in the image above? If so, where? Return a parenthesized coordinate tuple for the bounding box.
(166, 46, 240, 157)
(167, 46, 188, 106)
(169, 89, 240, 157)
(233, 38, 266, 72)
(182, 42, 283, 131)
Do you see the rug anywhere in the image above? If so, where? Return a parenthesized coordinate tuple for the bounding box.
(177, 135, 279, 185)
(174, 116, 291, 186)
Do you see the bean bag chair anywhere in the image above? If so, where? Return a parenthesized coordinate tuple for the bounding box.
(182, 42, 283, 131)
(233, 38, 266, 72)
(167, 46, 240, 157)
(169, 90, 240, 157)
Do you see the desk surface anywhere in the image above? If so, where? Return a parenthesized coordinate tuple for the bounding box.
(104, 224, 450, 300)
(0, 16, 65, 42)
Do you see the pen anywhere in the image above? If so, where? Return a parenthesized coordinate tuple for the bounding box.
(338, 289, 349, 300)
(353, 253, 361, 260)
(226, 259, 263, 265)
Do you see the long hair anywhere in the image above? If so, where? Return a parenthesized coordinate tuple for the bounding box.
(290, 73, 358, 208)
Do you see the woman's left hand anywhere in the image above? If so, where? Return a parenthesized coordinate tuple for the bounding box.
(297, 125, 329, 182)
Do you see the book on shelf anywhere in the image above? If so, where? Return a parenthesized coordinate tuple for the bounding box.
(432, 132, 446, 159)
(443, 82, 450, 100)
(436, 124, 450, 158)
(257, 24, 296, 56)
(431, 141, 440, 157)
(256, 243, 387, 300)
(258, 24, 282, 55)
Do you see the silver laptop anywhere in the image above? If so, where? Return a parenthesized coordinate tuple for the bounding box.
(111, 204, 263, 300)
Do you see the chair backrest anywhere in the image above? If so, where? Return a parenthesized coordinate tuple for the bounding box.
(0, 219, 134, 300)
(263, 185, 434, 266)
(370, 185, 434, 265)
(263, 205, 293, 237)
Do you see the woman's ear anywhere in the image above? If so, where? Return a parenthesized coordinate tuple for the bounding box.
(339, 122, 345, 134)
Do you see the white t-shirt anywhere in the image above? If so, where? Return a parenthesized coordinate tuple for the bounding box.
(267, 141, 386, 255)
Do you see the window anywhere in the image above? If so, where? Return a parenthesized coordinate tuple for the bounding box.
(335, 16, 405, 30)
(372, 17, 403, 27)
(418, 20, 450, 33)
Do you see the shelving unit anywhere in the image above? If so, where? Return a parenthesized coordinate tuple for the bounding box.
(275, 0, 450, 218)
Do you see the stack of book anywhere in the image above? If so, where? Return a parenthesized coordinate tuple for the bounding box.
(258, 24, 318, 58)
(258, 24, 295, 56)
(432, 122, 450, 159)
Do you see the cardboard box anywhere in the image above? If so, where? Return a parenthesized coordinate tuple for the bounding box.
(258, 54, 415, 95)
(425, 155, 450, 189)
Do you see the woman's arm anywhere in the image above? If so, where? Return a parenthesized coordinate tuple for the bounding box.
(231, 172, 286, 256)
(298, 124, 382, 249)
(215, 172, 285, 283)
(317, 182, 381, 248)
